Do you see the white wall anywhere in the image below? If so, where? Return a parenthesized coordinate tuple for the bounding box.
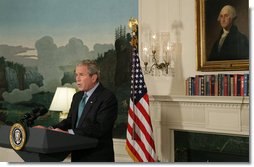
(139, 0, 249, 96)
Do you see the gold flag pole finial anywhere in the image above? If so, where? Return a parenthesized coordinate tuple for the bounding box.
(128, 17, 138, 48)
(128, 17, 138, 29)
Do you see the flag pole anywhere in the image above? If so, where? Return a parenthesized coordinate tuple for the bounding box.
(128, 17, 138, 140)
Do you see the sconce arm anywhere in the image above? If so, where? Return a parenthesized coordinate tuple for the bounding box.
(157, 63, 167, 69)
(149, 63, 157, 73)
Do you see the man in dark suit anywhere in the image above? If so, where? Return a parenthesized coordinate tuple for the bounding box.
(50, 60, 118, 162)
(208, 5, 249, 61)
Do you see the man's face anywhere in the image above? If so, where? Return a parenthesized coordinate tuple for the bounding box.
(75, 65, 97, 91)
(219, 8, 233, 30)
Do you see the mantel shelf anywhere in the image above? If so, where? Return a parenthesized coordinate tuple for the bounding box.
(149, 95, 249, 104)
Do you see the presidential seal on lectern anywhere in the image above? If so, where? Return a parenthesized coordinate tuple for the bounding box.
(9, 123, 27, 151)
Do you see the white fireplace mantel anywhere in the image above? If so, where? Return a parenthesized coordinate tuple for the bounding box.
(148, 95, 249, 162)
(149, 95, 249, 135)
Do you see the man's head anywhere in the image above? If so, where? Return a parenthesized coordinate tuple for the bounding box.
(217, 5, 236, 30)
(75, 60, 100, 91)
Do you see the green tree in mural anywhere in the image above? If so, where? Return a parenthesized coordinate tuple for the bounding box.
(0, 57, 5, 67)
(13, 63, 26, 90)
(115, 25, 127, 40)
(0, 57, 7, 100)
(5, 61, 26, 90)
(0, 111, 7, 125)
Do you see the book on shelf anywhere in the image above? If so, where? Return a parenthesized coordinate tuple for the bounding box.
(185, 73, 249, 96)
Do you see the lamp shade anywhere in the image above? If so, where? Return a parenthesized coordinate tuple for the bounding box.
(49, 87, 76, 113)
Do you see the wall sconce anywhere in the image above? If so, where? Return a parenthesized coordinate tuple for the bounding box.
(49, 87, 76, 120)
(141, 32, 175, 76)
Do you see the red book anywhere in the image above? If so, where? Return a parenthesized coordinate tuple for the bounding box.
(236, 74, 242, 96)
(195, 75, 200, 95)
(185, 79, 188, 95)
(224, 75, 228, 96)
(240, 75, 244, 96)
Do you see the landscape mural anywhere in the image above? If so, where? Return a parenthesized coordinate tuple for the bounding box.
(0, 0, 138, 138)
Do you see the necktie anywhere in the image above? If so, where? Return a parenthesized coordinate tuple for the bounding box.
(76, 93, 87, 127)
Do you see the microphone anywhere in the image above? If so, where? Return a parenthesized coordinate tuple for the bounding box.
(31, 105, 48, 118)
(20, 105, 48, 127)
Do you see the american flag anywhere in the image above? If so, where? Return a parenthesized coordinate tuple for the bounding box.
(126, 47, 157, 162)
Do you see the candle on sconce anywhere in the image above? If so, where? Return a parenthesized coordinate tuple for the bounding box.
(151, 34, 157, 53)
(142, 46, 149, 71)
(152, 34, 156, 39)
(164, 42, 171, 63)
(166, 43, 170, 52)
(142, 46, 149, 62)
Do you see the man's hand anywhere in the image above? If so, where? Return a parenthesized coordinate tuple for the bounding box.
(52, 128, 69, 134)
(33, 125, 69, 134)
(33, 125, 46, 129)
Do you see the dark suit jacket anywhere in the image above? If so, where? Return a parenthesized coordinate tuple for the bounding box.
(208, 25, 249, 61)
(52, 83, 118, 162)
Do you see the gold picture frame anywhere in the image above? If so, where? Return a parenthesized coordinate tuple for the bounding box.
(196, 0, 249, 71)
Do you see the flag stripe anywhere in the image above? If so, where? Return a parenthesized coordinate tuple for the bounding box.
(129, 106, 155, 150)
(128, 106, 156, 151)
(136, 96, 150, 118)
(126, 138, 143, 162)
(127, 127, 147, 161)
(136, 99, 153, 130)
(127, 123, 155, 161)
(127, 124, 148, 161)
(129, 99, 152, 134)
(127, 113, 156, 159)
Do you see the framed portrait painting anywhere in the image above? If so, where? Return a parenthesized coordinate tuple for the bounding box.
(196, 0, 249, 71)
